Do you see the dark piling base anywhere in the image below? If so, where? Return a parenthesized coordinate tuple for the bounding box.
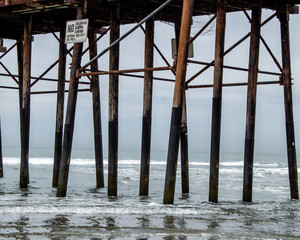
(180, 124, 189, 194)
(163, 106, 182, 204)
(108, 119, 118, 197)
(140, 115, 151, 196)
(209, 97, 222, 203)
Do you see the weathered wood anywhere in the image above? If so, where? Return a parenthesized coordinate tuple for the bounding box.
(17, 38, 23, 135)
(278, 2, 299, 200)
(139, 18, 154, 196)
(163, 0, 194, 205)
(180, 91, 189, 195)
(88, 29, 104, 188)
(243, 1, 261, 203)
(0, 117, 3, 178)
(56, 4, 84, 197)
(52, 27, 66, 188)
(17, 37, 23, 182)
(209, 0, 226, 203)
(108, 6, 120, 197)
(175, 18, 189, 195)
(20, 17, 32, 188)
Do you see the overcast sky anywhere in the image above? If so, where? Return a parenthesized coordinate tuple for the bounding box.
(1, 8, 300, 157)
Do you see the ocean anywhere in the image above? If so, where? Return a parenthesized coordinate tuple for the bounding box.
(0, 146, 299, 239)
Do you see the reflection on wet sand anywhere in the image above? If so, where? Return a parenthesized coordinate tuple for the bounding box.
(13, 216, 30, 239)
(46, 215, 70, 240)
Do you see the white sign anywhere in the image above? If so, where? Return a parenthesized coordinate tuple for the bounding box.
(65, 19, 89, 44)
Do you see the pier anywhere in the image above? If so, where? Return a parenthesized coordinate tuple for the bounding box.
(0, 0, 299, 204)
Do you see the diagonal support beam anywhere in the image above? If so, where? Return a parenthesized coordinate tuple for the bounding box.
(186, 13, 277, 85)
(81, 0, 173, 71)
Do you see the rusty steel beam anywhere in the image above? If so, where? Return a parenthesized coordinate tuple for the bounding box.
(260, 35, 283, 72)
(0, 72, 89, 85)
(243, 1, 262, 203)
(0, 61, 19, 84)
(80, 0, 173, 71)
(79, 66, 173, 77)
(186, 12, 277, 85)
(278, 1, 299, 200)
(188, 80, 281, 89)
(31, 89, 90, 95)
(163, 0, 194, 205)
(31, 42, 74, 87)
(0, 39, 20, 60)
(82, 27, 110, 56)
(188, 60, 281, 76)
(0, 85, 19, 90)
(138, 23, 173, 72)
(118, 73, 175, 82)
(208, 0, 226, 203)
(189, 14, 217, 44)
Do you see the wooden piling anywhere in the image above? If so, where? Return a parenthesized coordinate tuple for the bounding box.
(163, 0, 194, 205)
(278, 2, 299, 199)
(180, 92, 189, 195)
(17, 37, 24, 182)
(208, 0, 226, 203)
(139, 18, 154, 196)
(17, 39, 23, 119)
(243, 1, 261, 203)
(88, 29, 104, 188)
(20, 17, 32, 188)
(175, 19, 190, 195)
(108, 7, 120, 197)
(53, 27, 67, 188)
(0, 117, 3, 178)
(57, 4, 84, 197)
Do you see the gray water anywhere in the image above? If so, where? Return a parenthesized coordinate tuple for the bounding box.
(0, 147, 299, 239)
